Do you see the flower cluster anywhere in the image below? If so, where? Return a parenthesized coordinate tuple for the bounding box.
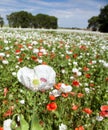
(0, 28, 108, 130)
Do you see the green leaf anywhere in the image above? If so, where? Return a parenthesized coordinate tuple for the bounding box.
(104, 119, 108, 130)
(20, 114, 29, 130)
(31, 113, 43, 130)
(15, 127, 21, 130)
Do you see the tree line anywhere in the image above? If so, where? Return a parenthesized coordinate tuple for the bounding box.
(87, 4, 108, 32)
(0, 11, 58, 29)
(0, 4, 108, 32)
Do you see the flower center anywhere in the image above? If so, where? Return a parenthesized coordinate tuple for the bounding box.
(32, 79, 40, 86)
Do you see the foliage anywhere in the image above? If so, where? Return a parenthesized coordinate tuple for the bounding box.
(0, 16, 4, 27)
(98, 4, 108, 32)
(87, 16, 99, 31)
(87, 4, 108, 32)
(0, 28, 108, 130)
(7, 11, 58, 29)
(7, 11, 33, 28)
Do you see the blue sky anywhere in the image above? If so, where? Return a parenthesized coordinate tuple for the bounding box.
(0, 0, 108, 28)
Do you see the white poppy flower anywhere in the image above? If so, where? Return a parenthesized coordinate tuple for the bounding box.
(0, 52, 5, 57)
(85, 88, 90, 93)
(60, 83, 72, 93)
(50, 89, 61, 97)
(3, 119, 12, 130)
(19, 100, 25, 104)
(59, 123, 67, 130)
(2, 60, 9, 64)
(96, 116, 103, 121)
(17, 65, 56, 92)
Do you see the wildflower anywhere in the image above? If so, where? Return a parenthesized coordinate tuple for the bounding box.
(12, 72, 16, 76)
(69, 92, 76, 96)
(72, 80, 80, 87)
(54, 83, 62, 90)
(75, 126, 84, 130)
(0, 52, 5, 57)
(3, 107, 13, 117)
(2, 60, 9, 64)
(83, 66, 89, 71)
(0, 127, 3, 130)
(19, 100, 25, 104)
(50, 89, 61, 97)
(77, 93, 84, 98)
(84, 88, 90, 93)
(59, 123, 67, 130)
(49, 95, 56, 100)
(18, 58, 23, 63)
(15, 49, 21, 54)
(61, 69, 65, 74)
(38, 52, 43, 57)
(100, 105, 108, 117)
(83, 108, 92, 115)
(96, 116, 103, 121)
(47, 102, 57, 111)
(72, 105, 79, 110)
(62, 93, 68, 98)
(60, 83, 72, 93)
(85, 74, 91, 78)
(17, 65, 56, 92)
(3, 119, 12, 130)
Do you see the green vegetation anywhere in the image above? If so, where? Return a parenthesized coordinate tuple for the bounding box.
(7, 11, 58, 29)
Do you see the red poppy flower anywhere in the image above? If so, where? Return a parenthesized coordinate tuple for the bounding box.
(3, 108, 13, 117)
(38, 52, 43, 57)
(31, 56, 37, 61)
(83, 66, 89, 71)
(83, 108, 92, 115)
(77, 93, 84, 98)
(62, 93, 68, 98)
(72, 105, 79, 110)
(72, 80, 80, 87)
(49, 95, 56, 100)
(15, 49, 21, 54)
(18, 58, 23, 63)
(47, 102, 57, 111)
(89, 83, 95, 87)
(0, 127, 4, 130)
(75, 126, 84, 130)
(85, 74, 91, 78)
(80, 45, 87, 50)
(100, 105, 108, 117)
(69, 92, 76, 96)
(73, 54, 78, 58)
(18, 44, 23, 48)
(66, 55, 70, 59)
(54, 83, 62, 90)
(42, 62, 47, 65)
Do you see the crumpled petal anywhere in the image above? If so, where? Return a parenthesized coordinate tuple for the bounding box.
(34, 65, 56, 90)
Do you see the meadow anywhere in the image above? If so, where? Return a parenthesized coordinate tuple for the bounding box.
(0, 28, 108, 130)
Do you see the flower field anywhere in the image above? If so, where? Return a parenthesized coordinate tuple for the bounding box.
(0, 28, 108, 130)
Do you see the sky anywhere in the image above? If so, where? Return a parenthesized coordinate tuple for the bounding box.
(0, 0, 108, 28)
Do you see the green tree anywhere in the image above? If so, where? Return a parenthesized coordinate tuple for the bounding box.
(98, 4, 108, 32)
(7, 11, 58, 29)
(34, 13, 58, 29)
(7, 11, 33, 28)
(0, 16, 4, 27)
(49, 16, 58, 29)
(87, 16, 99, 31)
